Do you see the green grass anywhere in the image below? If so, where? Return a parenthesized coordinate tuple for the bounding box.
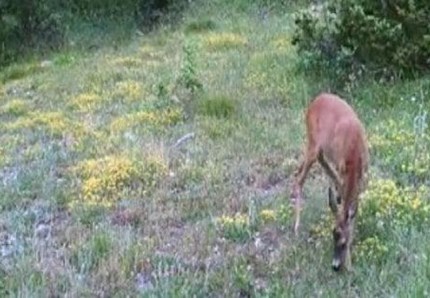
(0, 62, 44, 83)
(184, 18, 217, 34)
(196, 94, 237, 119)
(0, 1, 430, 296)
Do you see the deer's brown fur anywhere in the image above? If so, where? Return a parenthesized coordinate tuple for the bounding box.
(291, 92, 369, 271)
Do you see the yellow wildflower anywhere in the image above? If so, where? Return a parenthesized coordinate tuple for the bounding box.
(70, 93, 103, 112)
(260, 209, 276, 223)
(203, 33, 247, 51)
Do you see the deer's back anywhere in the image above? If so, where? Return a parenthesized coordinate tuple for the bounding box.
(306, 93, 368, 170)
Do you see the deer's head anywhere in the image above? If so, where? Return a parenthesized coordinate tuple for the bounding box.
(332, 204, 356, 271)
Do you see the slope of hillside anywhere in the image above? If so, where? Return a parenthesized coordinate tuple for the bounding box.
(1, 3, 430, 296)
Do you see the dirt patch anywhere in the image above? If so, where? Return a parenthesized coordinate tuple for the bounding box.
(245, 154, 289, 192)
(111, 206, 145, 227)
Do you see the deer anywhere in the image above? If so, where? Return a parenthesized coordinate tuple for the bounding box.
(290, 92, 369, 272)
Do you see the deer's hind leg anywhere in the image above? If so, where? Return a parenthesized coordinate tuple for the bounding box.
(328, 187, 341, 214)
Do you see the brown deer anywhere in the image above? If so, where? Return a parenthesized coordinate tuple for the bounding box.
(290, 92, 369, 271)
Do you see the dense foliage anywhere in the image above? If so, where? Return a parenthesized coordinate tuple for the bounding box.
(292, 0, 430, 80)
(0, 1, 64, 64)
(0, 0, 186, 65)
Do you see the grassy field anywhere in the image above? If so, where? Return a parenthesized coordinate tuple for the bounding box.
(1, 1, 430, 297)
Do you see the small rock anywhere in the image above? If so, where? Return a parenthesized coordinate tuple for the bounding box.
(254, 236, 263, 249)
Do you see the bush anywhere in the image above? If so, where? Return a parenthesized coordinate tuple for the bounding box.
(292, 0, 430, 81)
(70, 0, 186, 26)
(197, 95, 237, 119)
(185, 18, 217, 34)
(0, 0, 188, 66)
(0, 0, 65, 65)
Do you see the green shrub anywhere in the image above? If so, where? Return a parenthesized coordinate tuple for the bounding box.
(292, 0, 430, 81)
(0, 63, 43, 83)
(212, 0, 296, 12)
(185, 18, 217, 34)
(0, 0, 65, 65)
(69, 0, 137, 17)
(178, 41, 203, 95)
(197, 95, 237, 119)
(0, 0, 188, 66)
